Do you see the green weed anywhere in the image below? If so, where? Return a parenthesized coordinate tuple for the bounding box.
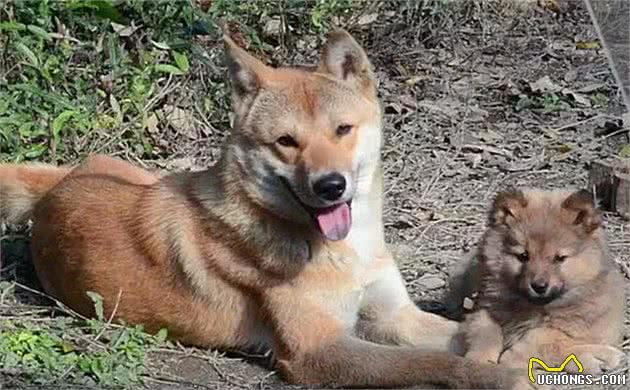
(515, 93, 567, 113)
(0, 0, 365, 164)
(0, 289, 169, 388)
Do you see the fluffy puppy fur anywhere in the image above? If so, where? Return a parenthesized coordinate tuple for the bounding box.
(456, 188, 626, 376)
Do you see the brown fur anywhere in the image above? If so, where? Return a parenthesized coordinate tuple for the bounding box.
(0, 164, 71, 224)
(457, 188, 626, 377)
(0, 30, 531, 389)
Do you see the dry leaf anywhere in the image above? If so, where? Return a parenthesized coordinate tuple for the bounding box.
(263, 16, 282, 38)
(357, 13, 378, 26)
(399, 95, 417, 109)
(109, 94, 122, 123)
(575, 41, 601, 50)
(161, 105, 196, 139)
(111, 22, 141, 37)
(557, 144, 572, 153)
(561, 88, 591, 107)
(146, 113, 159, 134)
(529, 75, 562, 93)
(576, 83, 607, 93)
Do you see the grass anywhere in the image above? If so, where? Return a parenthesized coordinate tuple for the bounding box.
(0, 283, 170, 388)
(0, 0, 364, 164)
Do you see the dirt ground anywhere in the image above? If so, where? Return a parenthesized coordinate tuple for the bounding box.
(2, 1, 630, 389)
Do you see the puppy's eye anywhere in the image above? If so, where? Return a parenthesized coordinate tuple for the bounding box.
(335, 124, 353, 137)
(516, 251, 529, 263)
(277, 135, 299, 148)
(554, 255, 568, 263)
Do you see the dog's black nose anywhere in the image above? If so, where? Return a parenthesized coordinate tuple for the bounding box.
(313, 173, 346, 201)
(530, 280, 549, 295)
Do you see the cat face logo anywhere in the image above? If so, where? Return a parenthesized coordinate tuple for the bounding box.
(528, 354, 583, 383)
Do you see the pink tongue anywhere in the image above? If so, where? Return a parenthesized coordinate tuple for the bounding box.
(314, 203, 352, 241)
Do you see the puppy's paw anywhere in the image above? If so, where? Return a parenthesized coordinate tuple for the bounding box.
(572, 344, 625, 375)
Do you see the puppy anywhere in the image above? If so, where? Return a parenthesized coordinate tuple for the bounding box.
(458, 188, 626, 378)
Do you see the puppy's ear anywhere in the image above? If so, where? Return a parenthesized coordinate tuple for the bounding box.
(561, 189, 601, 233)
(489, 189, 527, 227)
(317, 29, 377, 99)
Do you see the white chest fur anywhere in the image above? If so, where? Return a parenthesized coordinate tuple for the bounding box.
(346, 163, 382, 267)
(316, 211, 386, 330)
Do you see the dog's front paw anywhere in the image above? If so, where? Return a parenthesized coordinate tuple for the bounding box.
(572, 344, 625, 375)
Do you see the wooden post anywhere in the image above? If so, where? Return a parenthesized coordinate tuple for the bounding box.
(588, 160, 630, 220)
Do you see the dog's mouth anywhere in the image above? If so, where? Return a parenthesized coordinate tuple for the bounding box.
(526, 295, 556, 305)
(280, 178, 352, 241)
(523, 289, 563, 306)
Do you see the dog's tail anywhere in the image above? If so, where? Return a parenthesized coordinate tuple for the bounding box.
(0, 163, 72, 225)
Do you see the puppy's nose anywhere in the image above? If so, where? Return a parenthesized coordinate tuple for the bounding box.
(530, 280, 549, 295)
(313, 173, 346, 201)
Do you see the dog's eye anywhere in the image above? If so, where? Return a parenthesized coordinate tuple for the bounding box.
(554, 255, 568, 263)
(277, 135, 299, 148)
(516, 251, 529, 262)
(335, 124, 353, 137)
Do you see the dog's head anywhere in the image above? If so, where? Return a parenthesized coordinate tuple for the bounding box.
(484, 188, 608, 305)
(222, 28, 382, 241)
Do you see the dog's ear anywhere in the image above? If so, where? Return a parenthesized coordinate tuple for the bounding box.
(223, 30, 269, 108)
(317, 29, 377, 98)
(561, 189, 601, 233)
(490, 189, 527, 227)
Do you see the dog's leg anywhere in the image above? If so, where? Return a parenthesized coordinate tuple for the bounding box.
(264, 288, 529, 389)
(500, 328, 624, 375)
(461, 309, 504, 364)
(356, 256, 464, 353)
(279, 334, 531, 389)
